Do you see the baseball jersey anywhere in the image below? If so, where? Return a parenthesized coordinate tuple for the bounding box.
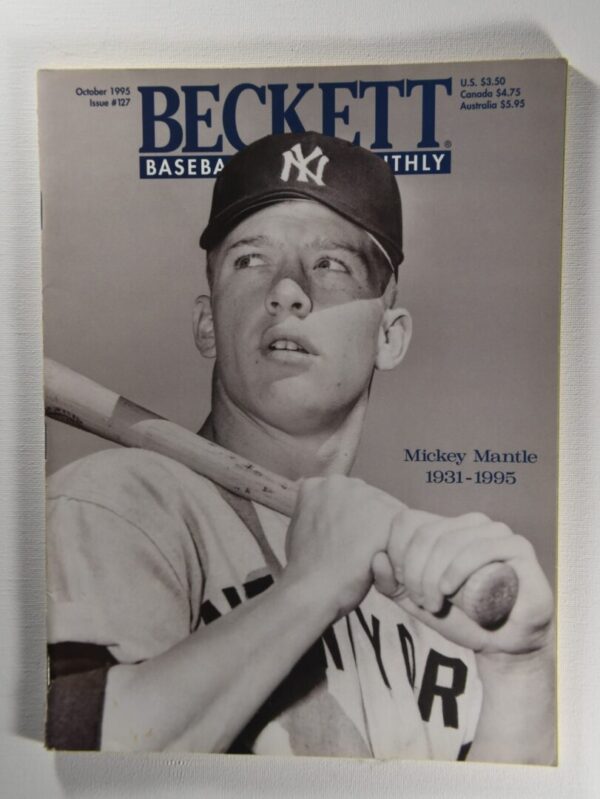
(46, 447, 482, 758)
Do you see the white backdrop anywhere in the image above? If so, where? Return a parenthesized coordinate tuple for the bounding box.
(1, 1, 599, 797)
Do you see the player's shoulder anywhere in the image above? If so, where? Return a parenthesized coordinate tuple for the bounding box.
(47, 447, 220, 512)
(46, 448, 248, 580)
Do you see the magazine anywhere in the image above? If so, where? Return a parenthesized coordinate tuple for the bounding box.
(39, 60, 566, 760)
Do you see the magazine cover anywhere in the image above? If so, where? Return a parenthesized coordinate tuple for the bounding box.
(39, 60, 566, 761)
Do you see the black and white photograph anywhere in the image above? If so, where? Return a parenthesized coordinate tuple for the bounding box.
(39, 61, 564, 761)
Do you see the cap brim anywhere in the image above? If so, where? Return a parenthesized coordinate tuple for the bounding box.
(200, 189, 403, 272)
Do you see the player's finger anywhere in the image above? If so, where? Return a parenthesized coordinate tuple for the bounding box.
(386, 507, 441, 581)
(372, 551, 407, 598)
(439, 533, 535, 598)
(398, 512, 490, 609)
(420, 520, 512, 613)
(394, 593, 488, 651)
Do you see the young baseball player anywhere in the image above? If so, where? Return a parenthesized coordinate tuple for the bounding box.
(46, 132, 555, 761)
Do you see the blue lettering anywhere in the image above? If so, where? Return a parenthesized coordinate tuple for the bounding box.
(223, 83, 267, 151)
(359, 80, 405, 149)
(138, 86, 183, 153)
(269, 83, 312, 134)
(181, 85, 222, 153)
(319, 81, 360, 144)
(406, 78, 452, 148)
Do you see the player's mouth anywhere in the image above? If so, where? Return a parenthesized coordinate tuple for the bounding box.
(261, 325, 317, 355)
(261, 328, 318, 362)
(268, 339, 309, 354)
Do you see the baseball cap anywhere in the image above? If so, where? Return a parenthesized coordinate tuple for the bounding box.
(199, 131, 403, 275)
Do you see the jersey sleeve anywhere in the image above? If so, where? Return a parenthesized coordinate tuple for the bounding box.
(46, 642, 117, 750)
(46, 450, 205, 664)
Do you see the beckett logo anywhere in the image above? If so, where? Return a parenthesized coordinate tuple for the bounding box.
(137, 78, 453, 178)
(280, 144, 329, 185)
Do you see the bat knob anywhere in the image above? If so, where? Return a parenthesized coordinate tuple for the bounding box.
(453, 562, 519, 629)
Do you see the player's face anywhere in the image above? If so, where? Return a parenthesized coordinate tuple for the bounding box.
(207, 201, 393, 435)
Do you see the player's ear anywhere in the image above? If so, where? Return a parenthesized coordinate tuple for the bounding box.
(375, 307, 412, 370)
(193, 295, 216, 358)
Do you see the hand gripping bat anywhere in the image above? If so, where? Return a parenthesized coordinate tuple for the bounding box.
(44, 357, 518, 629)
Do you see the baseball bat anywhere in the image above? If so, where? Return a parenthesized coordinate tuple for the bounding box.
(44, 357, 518, 629)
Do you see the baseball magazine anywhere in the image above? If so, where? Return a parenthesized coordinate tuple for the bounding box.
(38, 60, 566, 761)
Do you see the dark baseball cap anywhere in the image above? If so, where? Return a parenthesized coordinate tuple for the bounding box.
(199, 131, 403, 275)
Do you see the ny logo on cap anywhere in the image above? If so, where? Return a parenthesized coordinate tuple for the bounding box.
(280, 144, 329, 186)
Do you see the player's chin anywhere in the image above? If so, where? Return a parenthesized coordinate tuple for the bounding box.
(255, 390, 354, 435)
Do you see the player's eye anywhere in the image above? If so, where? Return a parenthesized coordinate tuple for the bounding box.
(313, 256, 349, 274)
(234, 253, 266, 269)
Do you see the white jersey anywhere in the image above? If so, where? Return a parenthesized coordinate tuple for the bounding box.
(47, 448, 482, 758)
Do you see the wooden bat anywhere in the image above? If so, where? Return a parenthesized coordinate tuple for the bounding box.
(44, 357, 518, 629)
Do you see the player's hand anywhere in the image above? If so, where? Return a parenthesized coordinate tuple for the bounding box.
(372, 509, 554, 655)
(284, 475, 403, 620)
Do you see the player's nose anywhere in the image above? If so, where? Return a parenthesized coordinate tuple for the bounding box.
(265, 275, 312, 318)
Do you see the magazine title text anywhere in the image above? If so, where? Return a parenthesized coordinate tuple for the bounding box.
(138, 78, 452, 179)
